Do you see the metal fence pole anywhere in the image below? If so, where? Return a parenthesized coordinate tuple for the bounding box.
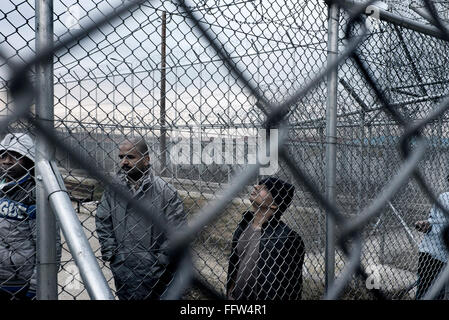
(325, 2, 340, 294)
(6, 88, 10, 119)
(37, 161, 114, 300)
(160, 11, 167, 176)
(320, 125, 325, 248)
(35, 0, 58, 300)
(359, 109, 365, 211)
(343, 0, 446, 41)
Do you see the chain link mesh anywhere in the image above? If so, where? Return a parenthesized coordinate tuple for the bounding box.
(0, 0, 449, 300)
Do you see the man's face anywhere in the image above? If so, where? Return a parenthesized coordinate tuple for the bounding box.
(119, 142, 149, 180)
(0, 151, 29, 181)
(249, 184, 276, 211)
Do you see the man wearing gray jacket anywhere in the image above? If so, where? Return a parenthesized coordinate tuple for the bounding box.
(95, 137, 186, 300)
(0, 133, 38, 300)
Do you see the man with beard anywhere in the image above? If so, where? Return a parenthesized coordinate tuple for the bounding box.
(0, 133, 38, 300)
(95, 137, 186, 300)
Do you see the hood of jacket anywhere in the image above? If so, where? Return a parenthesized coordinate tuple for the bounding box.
(0, 133, 35, 163)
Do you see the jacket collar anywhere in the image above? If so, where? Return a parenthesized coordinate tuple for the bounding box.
(241, 210, 282, 232)
(118, 169, 154, 195)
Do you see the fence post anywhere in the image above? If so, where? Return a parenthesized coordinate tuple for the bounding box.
(37, 161, 114, 300)
(325, 2, 340, 294)
(35, 0, 58, 300)
(359, 109, 365, 211)
(160, 11, 167, 176)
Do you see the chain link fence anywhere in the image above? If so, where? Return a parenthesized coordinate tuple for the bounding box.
(1, 0, 449, 300)
(333, 4, 449, 298)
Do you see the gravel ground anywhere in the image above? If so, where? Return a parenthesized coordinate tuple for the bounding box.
(57, 202, 117, 300)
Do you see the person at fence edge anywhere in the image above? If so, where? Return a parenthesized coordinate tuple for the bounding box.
(226, 177, 305, 300)
(0, 133, 39, 300)
(414, 184, 449, 300)
(95, 137, 187, 300)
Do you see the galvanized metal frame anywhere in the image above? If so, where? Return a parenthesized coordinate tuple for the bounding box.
(1, 0, 448, 300)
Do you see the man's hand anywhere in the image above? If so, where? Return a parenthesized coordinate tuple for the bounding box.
(415, 220, 431, 233)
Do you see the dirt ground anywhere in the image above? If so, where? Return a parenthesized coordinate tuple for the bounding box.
(57, 207, 116, 300)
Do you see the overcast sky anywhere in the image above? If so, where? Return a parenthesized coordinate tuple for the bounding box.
(3, 1, 396, 139)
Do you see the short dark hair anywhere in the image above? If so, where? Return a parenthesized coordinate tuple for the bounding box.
(258, 177, 295, 214)
(120, 137, 149, 156)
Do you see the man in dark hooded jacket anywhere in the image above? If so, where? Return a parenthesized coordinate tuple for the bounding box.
(0, 133, 38, 300)
(95, 137, 186, 300)
(227, 177, 305, 300)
